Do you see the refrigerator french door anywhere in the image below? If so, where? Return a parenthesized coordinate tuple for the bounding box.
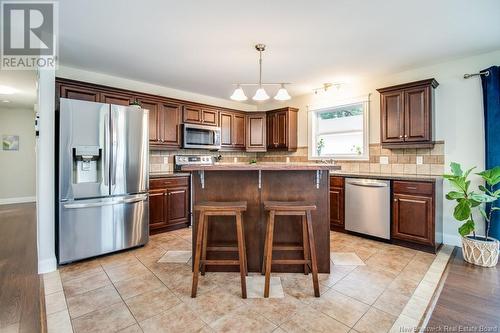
(58, 98, 149, 264)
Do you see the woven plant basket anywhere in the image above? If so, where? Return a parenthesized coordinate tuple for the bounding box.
(461, 236, 499, 267)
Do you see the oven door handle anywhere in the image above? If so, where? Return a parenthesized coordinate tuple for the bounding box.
(347, 181, 388, 188)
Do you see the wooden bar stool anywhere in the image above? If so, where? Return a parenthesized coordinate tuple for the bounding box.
(262, 201, 320, 298)
(191, 201, 248, 298)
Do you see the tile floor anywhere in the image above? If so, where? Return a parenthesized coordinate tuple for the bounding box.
(43, 228, 451, 333)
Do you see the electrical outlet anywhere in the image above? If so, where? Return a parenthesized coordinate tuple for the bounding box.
(379, 156, 389, 164)
(416, 156, 423, 165)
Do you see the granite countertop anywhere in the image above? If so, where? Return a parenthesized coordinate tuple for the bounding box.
(179, 162, 341, 171)
(329, 170, 442, 182)
(149, 172, 191, 178)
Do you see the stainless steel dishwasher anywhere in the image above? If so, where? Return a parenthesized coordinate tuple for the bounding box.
(345, 178, 391, 239)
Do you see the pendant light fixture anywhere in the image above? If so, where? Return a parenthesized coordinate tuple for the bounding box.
(230, 44, 291, 102)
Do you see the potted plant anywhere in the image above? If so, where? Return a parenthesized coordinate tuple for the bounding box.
(444, 162, 500, 267)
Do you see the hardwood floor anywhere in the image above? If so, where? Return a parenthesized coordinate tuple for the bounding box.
(0, 203, 45, 333)
(427, 247, 500, 329)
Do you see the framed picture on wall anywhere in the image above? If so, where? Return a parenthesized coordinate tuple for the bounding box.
(2, 135, 19, 151)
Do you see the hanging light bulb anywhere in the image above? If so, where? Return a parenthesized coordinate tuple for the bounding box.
(253, 87, 269, 101)
(230, 85, 247, 101)
(274, 84, 291, 101)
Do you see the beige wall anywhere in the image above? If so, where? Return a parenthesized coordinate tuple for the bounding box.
(259, 49, 500, 245)
(0, 106, 36, 201)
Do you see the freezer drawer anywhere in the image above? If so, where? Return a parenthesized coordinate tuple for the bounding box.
(58, 194, 149, 264)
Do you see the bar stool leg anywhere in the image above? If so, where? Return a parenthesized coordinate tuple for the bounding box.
(302, 214, 310, 275)
(200, 214, 208, 276)
(261, 213, 271, 275)
(240, 217, 248, 276)
(264, 211, 275, 298)
(235, 212, 247, 299)
(305, 210, 320, 297)
(191, 211, 206, 298)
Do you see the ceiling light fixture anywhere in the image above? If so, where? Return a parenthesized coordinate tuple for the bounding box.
(230, 44, 291, 102)
(313, 83, 342, 95)
(0, 85, 18, 95)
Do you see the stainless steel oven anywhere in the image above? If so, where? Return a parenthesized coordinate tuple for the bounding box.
(183, 123, 221, 150)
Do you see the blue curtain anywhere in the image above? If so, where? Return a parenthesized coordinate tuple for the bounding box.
(481, 66, 500, 239)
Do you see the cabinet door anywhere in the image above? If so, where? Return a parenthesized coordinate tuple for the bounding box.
(100, 92, 133, 106)
(60, 84, 100, 102)
(183, 106, 202, 124)
(202, 109, 219, 126)
(140, 100, 160, 142)
(276, 111, 287, 148)
(404, 86, 430, 142)
(381, 91, 404, 143)
(246, 113, 266, 151)
(233, 114, 246, 147)
(220, 112, 233, 147)
(330, 187, 344, 228)
(392, 193, 433, 245)
(166, 187, 189, 224)
(160, 102, 181, 147)
(267, 113, 277, 149)
(149, 189, 167, 231)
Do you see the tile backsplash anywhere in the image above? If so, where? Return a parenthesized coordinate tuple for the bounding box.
(150, 141, 445, 176)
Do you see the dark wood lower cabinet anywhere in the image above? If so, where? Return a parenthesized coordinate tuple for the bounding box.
(330, 176, 345, 231)
(149, 176, 190, 234)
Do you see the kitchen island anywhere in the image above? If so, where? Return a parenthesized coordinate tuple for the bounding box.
(181, 164, 336, 273)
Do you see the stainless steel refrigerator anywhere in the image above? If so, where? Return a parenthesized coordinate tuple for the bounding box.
(57, 98, 149, 264)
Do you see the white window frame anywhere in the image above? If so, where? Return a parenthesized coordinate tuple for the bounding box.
(308, 97, 370, 161)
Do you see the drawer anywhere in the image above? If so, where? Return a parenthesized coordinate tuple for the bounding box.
(150, 176, 189, 189)
(330, 176, 344, 188)
(393, 181, 433, 196)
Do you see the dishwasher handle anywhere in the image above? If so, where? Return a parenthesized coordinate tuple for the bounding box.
(347, 180, 388, 188)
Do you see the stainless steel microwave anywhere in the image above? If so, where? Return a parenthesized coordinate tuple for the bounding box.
(183, 123, 221, 150)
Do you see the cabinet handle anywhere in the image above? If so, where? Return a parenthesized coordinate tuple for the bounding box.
(394, 199, 398, 202)
(399, 135, 403, 138)
(406, 186, 417, 190)
(404, 134, 408, 138)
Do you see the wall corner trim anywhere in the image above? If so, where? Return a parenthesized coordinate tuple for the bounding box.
(38, 257, 57, 274)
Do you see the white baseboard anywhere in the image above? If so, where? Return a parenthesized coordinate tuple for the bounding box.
(38, 257, 57, 274)
(0, 196, 36, 205)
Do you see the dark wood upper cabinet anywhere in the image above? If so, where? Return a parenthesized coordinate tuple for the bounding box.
(220, 112, 233, 147)
(377, 79, 438, 149)
(219, 111, 246, 150)
(183, 105, 219, 126)
(140, 99, 160, 142)
(159, 102, 181, 148)
(266, 107, 298, 151)
(99, 92, 133, 106)
(246, 113, 267, 152)
(330, 176, 345, 231)
(58, 83, 100, 103)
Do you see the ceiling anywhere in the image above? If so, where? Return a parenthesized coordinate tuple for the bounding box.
(58, 0, 500, 104)
(0, 71, 37, 109)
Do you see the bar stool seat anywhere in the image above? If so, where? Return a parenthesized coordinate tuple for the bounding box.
(191, 201, 248, 298)
(262, 200, 320, 298)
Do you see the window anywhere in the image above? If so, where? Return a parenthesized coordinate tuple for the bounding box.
(308, 99, 369, 160)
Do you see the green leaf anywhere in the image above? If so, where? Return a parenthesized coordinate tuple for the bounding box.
(458, 220, 475, 237)
(454, 199, 471, 221)
(464, 167, 476, 179)
(470, 199, 482, 207)
(491, 207, 500, 212)
(470, 193, 497, 203)
(479, 206, 488, 221)
(450, 162, 463, 177)
(446, 191, 465, 200)
(477, 166, 500, 186)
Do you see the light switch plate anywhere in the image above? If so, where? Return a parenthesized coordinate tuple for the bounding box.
(416, 156, 423, 165)
(164, 157, 169, 164)
(379, 156, 389, 164)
